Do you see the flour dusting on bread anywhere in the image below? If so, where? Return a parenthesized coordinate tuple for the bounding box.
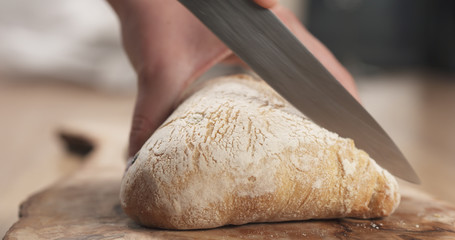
(120, 75, 400, 229)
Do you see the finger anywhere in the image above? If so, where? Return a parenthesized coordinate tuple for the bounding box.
(128, 47, 232, 158)
(253, 0, 278, 9)
(128, 69, 182, 157)
(128, 46, 232, 157)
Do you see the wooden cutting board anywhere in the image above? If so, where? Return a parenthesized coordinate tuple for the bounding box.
(5, 123, 455, 240)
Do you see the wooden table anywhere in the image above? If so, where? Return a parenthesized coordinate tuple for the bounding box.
(4, 122, 455, 240)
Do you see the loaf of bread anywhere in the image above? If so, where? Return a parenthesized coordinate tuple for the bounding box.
(120, 74, 400, 230)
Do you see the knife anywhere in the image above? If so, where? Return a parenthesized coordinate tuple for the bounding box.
(179, 0, 420, 183)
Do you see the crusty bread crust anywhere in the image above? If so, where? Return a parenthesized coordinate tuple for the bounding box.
(120, 75, 400, 230)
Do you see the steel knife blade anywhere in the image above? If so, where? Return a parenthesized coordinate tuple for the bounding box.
(179, 0, 420, 183)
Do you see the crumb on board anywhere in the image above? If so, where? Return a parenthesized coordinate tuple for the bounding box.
(370, 222, 380, 230)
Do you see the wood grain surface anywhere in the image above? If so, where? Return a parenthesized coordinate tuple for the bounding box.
(4, 123, 455, 240)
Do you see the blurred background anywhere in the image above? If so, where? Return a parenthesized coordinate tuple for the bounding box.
(1, 0, 454, 236)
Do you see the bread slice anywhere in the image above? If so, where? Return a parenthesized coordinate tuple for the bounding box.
(120, 74, 400, 230)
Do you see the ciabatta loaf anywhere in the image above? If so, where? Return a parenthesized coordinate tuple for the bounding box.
(120, 75, 400, 230)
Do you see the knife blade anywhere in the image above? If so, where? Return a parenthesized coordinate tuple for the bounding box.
(179, 0, 420, 183)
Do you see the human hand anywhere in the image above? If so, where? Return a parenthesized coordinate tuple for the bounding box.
(107, 0, 358, 157)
